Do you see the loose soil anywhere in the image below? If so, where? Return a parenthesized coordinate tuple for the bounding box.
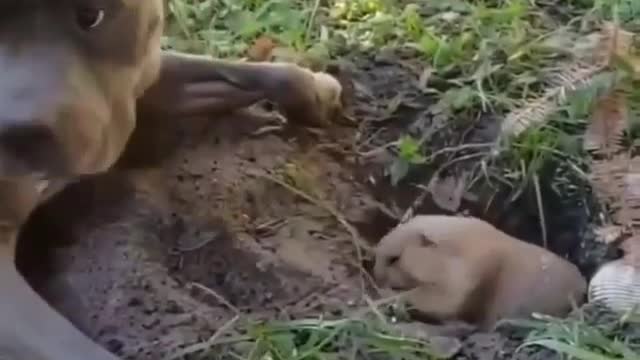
(15, 52, 616, 360)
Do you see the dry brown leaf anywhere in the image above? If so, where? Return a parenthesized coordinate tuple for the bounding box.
(621, 236, 640, 266)
(584, 90, 628, 155)
(500, 95, 556, 137)
(621, 164, 640, 227)
(602, 22, 640, 76)
(590, 155, 640, 228)
(500, 24, 636, 139)
(501, 62, 603, 138)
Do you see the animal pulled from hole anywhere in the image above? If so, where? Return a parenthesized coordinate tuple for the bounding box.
(373, 215, 587, 330)
(0, 1, 344, 359)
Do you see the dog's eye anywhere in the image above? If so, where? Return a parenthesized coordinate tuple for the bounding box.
(387, 256, 400, 265)
(76, 7, 105, 30)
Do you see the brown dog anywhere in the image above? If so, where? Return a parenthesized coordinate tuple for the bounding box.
(373, 215, 587, 330)
(0, 1, 342, 359)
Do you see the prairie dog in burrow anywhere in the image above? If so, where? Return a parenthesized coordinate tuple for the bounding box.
(373, 215, 587, 329)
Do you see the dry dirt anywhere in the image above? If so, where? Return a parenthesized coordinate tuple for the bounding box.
(14, 54, 614, 360)
(17, 107, 389, 359)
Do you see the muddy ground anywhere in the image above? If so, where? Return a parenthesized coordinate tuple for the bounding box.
(14, 51, 618, 359)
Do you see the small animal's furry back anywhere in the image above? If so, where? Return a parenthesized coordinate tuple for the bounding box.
(373, 215, 587, 328)
(400, 246, 489, 322)
(488, 240, 587, 321)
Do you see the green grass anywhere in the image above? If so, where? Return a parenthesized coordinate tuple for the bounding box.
(224, 317, 450, 360)
(511, 306, 640, 360)
(162, 0, 640, 359)
(163, 0, 640, 198)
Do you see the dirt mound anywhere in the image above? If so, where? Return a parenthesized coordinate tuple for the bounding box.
(17, 107, 388, 359)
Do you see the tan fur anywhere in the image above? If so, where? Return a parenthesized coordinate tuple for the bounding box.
(0, 1, 343, 359)
(374, 215, 587, 329)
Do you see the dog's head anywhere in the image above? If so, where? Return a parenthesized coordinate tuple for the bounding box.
(0, 0, 165, 179)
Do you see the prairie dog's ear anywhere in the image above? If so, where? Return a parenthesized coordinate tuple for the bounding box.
(420, 233, 437, 248)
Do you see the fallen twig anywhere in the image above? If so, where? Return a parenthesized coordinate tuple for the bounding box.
(533, 174, 548, 249)
(188, 282, 241, 315)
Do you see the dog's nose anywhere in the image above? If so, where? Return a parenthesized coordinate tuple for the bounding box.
(0, 121, 59, 175)
(0, 122, 55, 155)
(0, 40, 71, 177)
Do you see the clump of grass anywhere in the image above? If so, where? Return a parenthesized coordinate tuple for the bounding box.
(236, 317, 444, 360)
(185, 314, 456, 360)
(510, 306, 640, 360)
(163, 0, 321, 57)
(163, 0, 639, 193)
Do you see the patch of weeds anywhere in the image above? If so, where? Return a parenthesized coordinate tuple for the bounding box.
(361, 0, 607, 185)
(508, 306, 640, 360)
(487, 69, 621, 200)
(164, 0, 321, 57)
(590, 0, 640, 31)
(200, 316, 451, 360)
(162, 0, 638, 195)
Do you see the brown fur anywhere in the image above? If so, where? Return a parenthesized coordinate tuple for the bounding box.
(373, 215, 587, 330)
(0, 1, 342, 359)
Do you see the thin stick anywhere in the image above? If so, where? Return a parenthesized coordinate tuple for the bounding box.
(248, 171, 373, 253)
(533, 174, 548, 249)
(247, 170, 378, 294)
(425, 142, 494, 162)
(189, 282, 240, 315)
(305, 0, 322, 43)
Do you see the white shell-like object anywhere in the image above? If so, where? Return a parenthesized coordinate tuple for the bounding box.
(588, 259, 640, 314)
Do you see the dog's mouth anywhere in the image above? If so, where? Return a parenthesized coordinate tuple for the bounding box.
(0, 143, 69, 179)
(0, 153, 63, 180)
(34, 178, 50, 194)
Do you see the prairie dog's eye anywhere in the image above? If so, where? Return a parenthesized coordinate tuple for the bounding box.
(76, 7, 105, 30)
(387, 256, 400, 266)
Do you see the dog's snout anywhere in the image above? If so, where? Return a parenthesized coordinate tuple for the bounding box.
(0, 43, 73, 177)
(0, 122, 54, 153)
(0, 121, 60, 174)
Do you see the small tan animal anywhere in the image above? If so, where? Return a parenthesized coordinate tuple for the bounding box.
(373, 215, 587, 330)
(0, 1, 343, 359)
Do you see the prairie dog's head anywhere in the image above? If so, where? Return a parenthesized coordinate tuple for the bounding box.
(373, 215, 492, 290)
(373, 216, 446, 291)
